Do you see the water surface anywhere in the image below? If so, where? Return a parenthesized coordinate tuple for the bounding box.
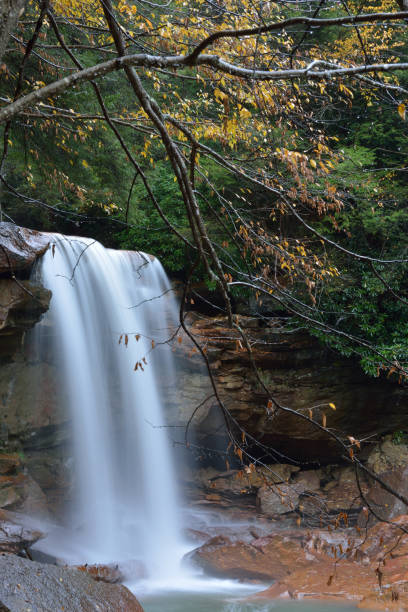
(141, 592, 360, 612)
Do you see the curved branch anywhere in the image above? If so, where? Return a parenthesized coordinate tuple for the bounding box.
(185, 11, 408, 63)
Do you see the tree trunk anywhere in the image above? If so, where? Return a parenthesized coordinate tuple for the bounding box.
(0, 0, 26, 63)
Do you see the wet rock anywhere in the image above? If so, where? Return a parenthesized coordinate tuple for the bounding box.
(0, 450, 50, 516)
(292, 469, 322, 492)
(324, 467, 369, 514)
(359, 467, 408, 525)
(0, 481, 21, 509)
(16, 474, 49, 516)
(0, 511, 43, 554)
(366, 438, 408, 475)
(358, 590, 408, 611)
(296, 466, 369, 524)
(0, 470, 48, 515)
(253, 541, 408, 611)
(234, 516, 408, 610)
(188, 534, 293, 581)
(75, 563, 124, 584)
(0, 279, 50, 334)
(358, 440, 408, 524)
(185, 464, 300, 499)
(184, 527, 211, 544)
(257, 482, 305, 516)
(358, 515, 408, 561)
(0, 363, 67, 441)
(0, 223, 49, 276)
(253, 559, 380, 605)
(188, 529, 326, 582)
(0, 553, 144, 611)
(0, 454, 20, 475)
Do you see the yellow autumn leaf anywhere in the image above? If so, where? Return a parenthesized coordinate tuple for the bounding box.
(214, 87, 227, 102)
(329, 402, 336, 410)
(398, 103, 406, 120)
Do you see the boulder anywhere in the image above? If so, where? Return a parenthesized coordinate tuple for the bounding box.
(0, 223, 49, 276)
(0, 511, 43, 554)
(184, 464, 300, 499)
(187, 533, 302, 582)
(360, 467, 408, 524)
(0, 553, 144, 611)
(324, 466, 370, 513)
(357, 439, 408, 525)
(0, 468, 49, 515)
(367, 438, 408, 475)
(292, 469, 322, 492)
(296, 466, 370, 523)
(187, 528, 357, 583)
(257, 482, 305, 516)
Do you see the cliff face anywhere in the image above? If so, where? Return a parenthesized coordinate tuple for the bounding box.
(0, 224, 69, 516)
(0, 223, 54, 441)
(169, 314, 408, 463)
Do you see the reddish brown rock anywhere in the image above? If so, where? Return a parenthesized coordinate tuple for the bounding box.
(253, 559, 380, 604)
(358, 515, 408, 561)
(188, 529, 341, 582)
(188, 534, 293, 581)
(0, 453, 20, 474)
(75, 563, 124, 584)
(253, 550, 408, 611)
(358, 591, 408, 611)
(188, 516, 408, 610)
(237, 517, 408, 610)
(0, 222, 49, 276)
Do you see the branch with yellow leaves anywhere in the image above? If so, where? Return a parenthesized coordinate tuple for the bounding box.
(2, 54, 408, 124)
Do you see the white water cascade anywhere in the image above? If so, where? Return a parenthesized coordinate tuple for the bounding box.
(30, 234, 183, 580)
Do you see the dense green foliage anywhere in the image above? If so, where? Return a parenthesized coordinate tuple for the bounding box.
(1, 1, 407, 380)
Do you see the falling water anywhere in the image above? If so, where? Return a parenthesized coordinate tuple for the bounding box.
(31, 235, 183, 579)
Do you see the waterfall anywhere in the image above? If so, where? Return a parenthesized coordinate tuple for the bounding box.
(30, 235, 183, 579)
